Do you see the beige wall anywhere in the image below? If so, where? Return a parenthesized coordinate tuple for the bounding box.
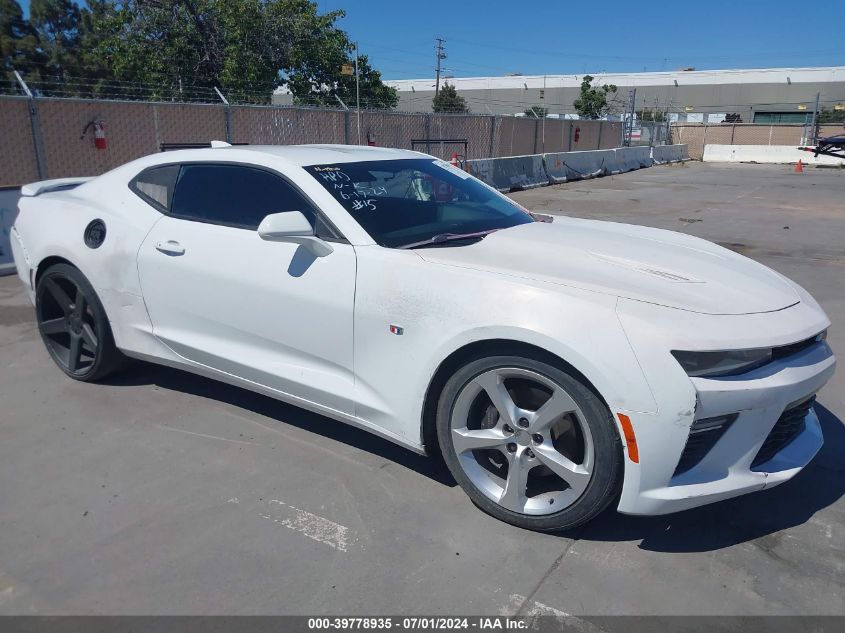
(0, 96, 623, 186)
(670, 123, 845, 160)
(0, 97, 40, 185)
(232, 106, 346, 145)
(0, 98, 231, 185)
(3, 95, 839, 186)
(37, 100, 158, 178)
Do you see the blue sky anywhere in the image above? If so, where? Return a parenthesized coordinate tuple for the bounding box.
(18, 0, 845, 79)
(318, 0, 844, 79)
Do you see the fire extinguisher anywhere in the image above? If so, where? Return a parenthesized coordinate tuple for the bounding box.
(81, 119, 107, 150)
(573, 126, 581, 144)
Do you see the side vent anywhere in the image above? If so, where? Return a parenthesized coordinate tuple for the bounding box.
(673, 413, 737, 476)
(751, 396, 815, 470)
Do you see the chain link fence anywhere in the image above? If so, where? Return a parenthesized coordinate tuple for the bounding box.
(5, 91, 842, 186)
(631, 121, 672, 147)
(0, 94, 623, 186)
(670, 123, 845, 160)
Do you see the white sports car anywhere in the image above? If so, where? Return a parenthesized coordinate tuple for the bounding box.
(10, 144, 836, 531)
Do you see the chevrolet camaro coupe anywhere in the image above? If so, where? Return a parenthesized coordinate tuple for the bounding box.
(10, 144, 836, 531)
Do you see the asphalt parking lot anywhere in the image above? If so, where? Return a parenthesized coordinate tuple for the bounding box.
(0, 162, 842, 616)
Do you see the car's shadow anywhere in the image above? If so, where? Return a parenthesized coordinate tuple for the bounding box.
(106, 363, 843, 552)
(103, 361, 458, 487)
(577, 403, 844, 552)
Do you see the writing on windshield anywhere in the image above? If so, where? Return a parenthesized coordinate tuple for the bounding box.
(304, 159, 532, 248)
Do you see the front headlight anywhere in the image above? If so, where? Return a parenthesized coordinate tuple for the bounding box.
(671, 348, 773, 378)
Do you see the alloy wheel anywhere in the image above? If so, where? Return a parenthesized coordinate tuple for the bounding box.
(450, 367, 595, 515)
(37, 274, 100, 376)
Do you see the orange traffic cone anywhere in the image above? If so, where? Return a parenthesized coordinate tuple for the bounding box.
(794, 159, 804, 173)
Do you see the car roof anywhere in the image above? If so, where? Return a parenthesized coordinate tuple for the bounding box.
(211, 144, 428, 166)
(74, 144, 434, 197)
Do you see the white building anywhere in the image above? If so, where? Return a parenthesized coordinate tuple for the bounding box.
(369, 67, 845, 122)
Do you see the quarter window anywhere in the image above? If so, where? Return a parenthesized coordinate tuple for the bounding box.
(130, 165, 179, 212)
(170, 164, 317, 230)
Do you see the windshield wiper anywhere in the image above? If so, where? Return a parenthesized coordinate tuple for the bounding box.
(398, 229, 501, 250)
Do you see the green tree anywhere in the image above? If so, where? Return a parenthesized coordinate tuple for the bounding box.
(336, 55, 397, 109)
(524, 105, 549, 117)
(79, 0, 396, 105)
(0, 0, 44, 83)
(573, 75, 617, 119)
(818, 106, 845, 124)
(1, 0, 396, 105)
(289, 53, 397, 109)
(432, 83, 468, 113)
(73, 1, 120, 96)
(85, 0, 257, 100)
(29, 0, 85, 90)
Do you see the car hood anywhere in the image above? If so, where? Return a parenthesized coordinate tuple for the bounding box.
(415, 218, 800, 315)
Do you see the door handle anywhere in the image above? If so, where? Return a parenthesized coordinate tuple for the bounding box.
(155, 240, 185, 256)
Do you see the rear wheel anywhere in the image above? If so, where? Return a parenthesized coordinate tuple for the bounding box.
(436, 355, 622, 531)
(35, 263, 125, 382)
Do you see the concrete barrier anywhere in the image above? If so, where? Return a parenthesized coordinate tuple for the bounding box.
(703, 144, 845, 166)
(466, 146, 661, 190)
(465, 154, 550, 192)
(613, 146, 653, 172)
(652, 144, 689, 164)
(0, 187, 21, 276)
(544, 149, 616, 183)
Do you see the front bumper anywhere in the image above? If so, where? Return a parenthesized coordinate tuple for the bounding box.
(614, 297, 835, 516)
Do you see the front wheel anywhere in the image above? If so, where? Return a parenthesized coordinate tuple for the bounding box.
(436, 355, 623, 531)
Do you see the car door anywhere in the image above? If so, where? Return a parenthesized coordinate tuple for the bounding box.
(136, 162, 357, 414)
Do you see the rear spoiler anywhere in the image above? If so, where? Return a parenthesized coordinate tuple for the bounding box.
(21, 177, 94, 197)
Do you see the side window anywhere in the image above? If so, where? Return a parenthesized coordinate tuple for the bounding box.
(170, 164, 317, 230)
(130, 165, 180, 212)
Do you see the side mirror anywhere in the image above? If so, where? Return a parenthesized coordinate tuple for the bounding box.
(257, 211, 334, 257)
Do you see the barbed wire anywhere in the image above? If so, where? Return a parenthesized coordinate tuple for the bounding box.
(3, 67, 842, 118)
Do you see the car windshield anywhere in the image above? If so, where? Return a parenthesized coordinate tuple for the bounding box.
(303, 158, 533, 248)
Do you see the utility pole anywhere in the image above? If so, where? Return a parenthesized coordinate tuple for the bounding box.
(355, 42, 361, 145)
(541, 75, 546, 153)
(624, 88, 637, 147)
(213, 86, 232, 144)
(435, 37, 446, 96)
(14, 70, 46, 179)
(809, 91, 821, 145)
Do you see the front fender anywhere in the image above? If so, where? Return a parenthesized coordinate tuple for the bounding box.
(352, 246, 657, 447)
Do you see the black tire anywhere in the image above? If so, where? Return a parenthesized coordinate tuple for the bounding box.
(35, 263, 126, 382)
(436, 355, 623, 532)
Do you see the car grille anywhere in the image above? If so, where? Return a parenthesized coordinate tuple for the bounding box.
(673, 414, 737, 476)
(750, 395, 815, 470)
